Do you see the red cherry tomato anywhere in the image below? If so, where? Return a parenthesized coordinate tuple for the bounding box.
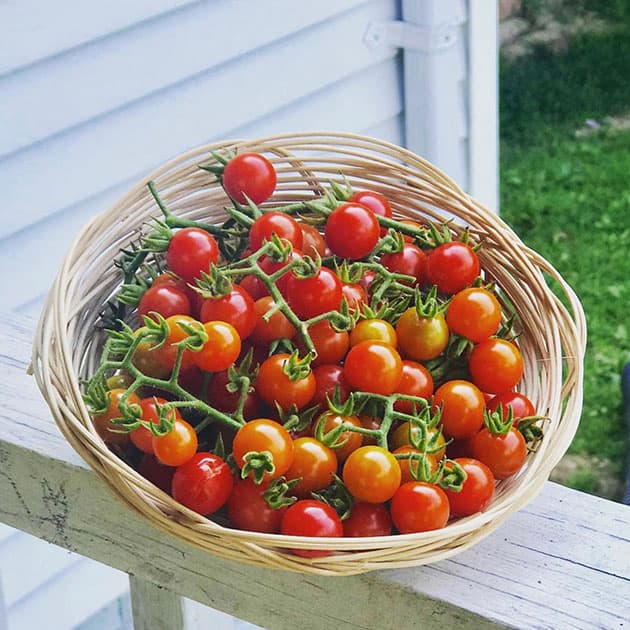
(342, 446, 401, 503)
(424, 241, 480, 295)
(171, 452, 233, 515)
(249, 212, 303, 251)
(258, 248, 303, 295)
(297, 320, 349, 366)
(239, 274, 268, 301)
(138, 285, 191, 323)
(446, 287, 502, 342)
(393, 360, 434, 414)
(285, 437, 338, 497)
(255, 354, 316, 411)
(433, 380, 486, 439)
(391, 482, 450, 533)
(193, 321, 241, 372)
(343, 502, 392, 537)
(207, 370, 261, 420)
(359, 269, 378, 296)
(299, 223, 327, 259)
(152, 418, 198, 467)
(487, 392, 536, 426)
(469, 338, 524, 394)
(227, 478, 287, 533)
(154, 315, 205, 371)
(380, 243, 427, 286)
(232, 419, 294, 481)
(222, 152, 276, 204)
(325, 203, 380, 259)
(250, 296, 296, 344)
(344, 341, 403, 395)
(471, 427, 527, 479)
(443, 457, 495, 517)
(166, 228, 220, 284)
(285, 267, 342, 319)
(137, 454, 175, 493)
(280, 500, 343, 558)
(349, 190, 392, 235)
(341, 282, 367, 313)
(199, 285, 256, 339)
(311, 364, 352, 409)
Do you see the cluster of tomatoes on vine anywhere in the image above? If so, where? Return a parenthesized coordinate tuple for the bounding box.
(86, 150, 544, 554)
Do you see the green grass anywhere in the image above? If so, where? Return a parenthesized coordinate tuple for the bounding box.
(500, 13, 630, 488)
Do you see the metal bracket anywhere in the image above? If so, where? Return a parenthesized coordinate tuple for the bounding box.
(364, 20, 459, 53)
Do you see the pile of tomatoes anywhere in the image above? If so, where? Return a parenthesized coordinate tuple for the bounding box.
(87, 151, 542, 555)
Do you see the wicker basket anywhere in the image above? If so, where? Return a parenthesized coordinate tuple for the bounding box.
(31, 132, 586, 576)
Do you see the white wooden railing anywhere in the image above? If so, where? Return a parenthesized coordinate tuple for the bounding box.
(1, 314, 629, 629)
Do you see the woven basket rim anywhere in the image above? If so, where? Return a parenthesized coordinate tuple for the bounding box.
(31, 131, 587, 575)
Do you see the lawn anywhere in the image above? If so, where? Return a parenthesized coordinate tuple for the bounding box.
(499, 10, 630, 497)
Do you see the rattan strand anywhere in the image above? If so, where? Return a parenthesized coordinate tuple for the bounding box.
(32, 132, 586, 575)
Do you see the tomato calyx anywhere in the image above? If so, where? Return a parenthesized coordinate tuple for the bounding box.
(483, 405, 516, 436)
(414, 285, 446, 319)
(278, 402, 320, 433)
(263, 476, 300, 509)
(311, 474, 354, 520)
(516, 415, 547, 445)
(437, 459, 468, 492)
(240, 450, 277, 484)
(193, 265, 233, 298)
(280, 350, 314, 382)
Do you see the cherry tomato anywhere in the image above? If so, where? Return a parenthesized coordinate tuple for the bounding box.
(344, 341, 402, 395)
(137, 454, 175, 493)
(390, 424, 446, 459)
(222, 152, 276, 204)
(359, 269, 379, 296)
(176, 366, 205, 398)
(487, 392, 536, 425)
(138, 285, 191, 323)
(239, 274, 268, 301)
(227, 478, 287, 533)
(349, 190, 392, 235)
(358, 415, 382, 446)
(350, 318, 397, 347)
(199, 285, 256, 339)
(433, 380, 485, 439)
(166, 227, 220, 284)
(255, 354, 316, 411)
(250, 296, 295, 344)
(471, 427, 527, 479)
(393, 360, 434, 413)
(469, 338, 524, 394)
(207, 370, 261, 420)
(446, 287, 502, 342)
(396, 308, 449, 361)
(325, 203, 380, 259)
(343, 502, 392, 537)
(285, 437, 338, 497)
(131, 397, 180, 454)
(152, 418, 198, 467)
(233, 419, 294, 481)
(380, 243, 427, 286)
(171, 452, 233, 515)
(342, 446, 401, 503)
(311, 364, 352, 409)
(258, 248, 303, 295)
(297, 320, 349, 366)
(249, 212, 303, 251)
(443, 458, 495, 517)
(92, 388, 141, 446)
(193, 321, 241, 372)
(319, 412, 363, 461)
(299, 223, 327, 259)
(154, 315, 205, 371)
(132, 329, 172, 378)
(280, 500, 343, 558)
(391, 482, 450, 533)
(424, 241, 480, 295)
(285, 267, 342, 319)
(341, 282, 367, 313)
(152, 272, 188, 292)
